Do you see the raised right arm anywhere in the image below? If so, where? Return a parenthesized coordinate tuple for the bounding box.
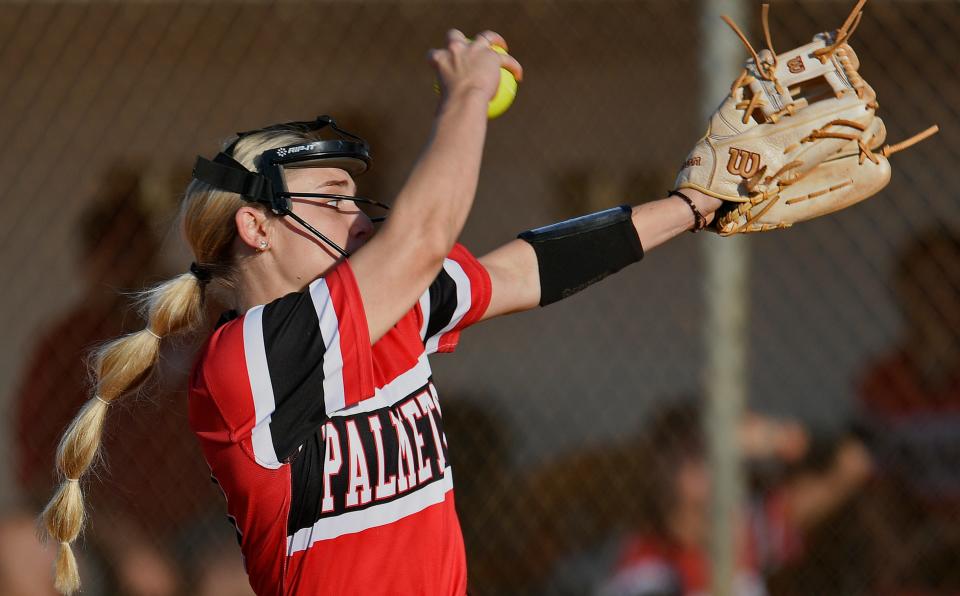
(349, 30, 522, 343)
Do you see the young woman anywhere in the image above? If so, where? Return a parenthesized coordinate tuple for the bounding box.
(42, 30, 722, 595)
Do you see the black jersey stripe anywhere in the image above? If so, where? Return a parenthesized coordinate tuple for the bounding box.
(261, 290, 328, 462)
(425, 267, 458, 341)
(287, 428, 326, 535)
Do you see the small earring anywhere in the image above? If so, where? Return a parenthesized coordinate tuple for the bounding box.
(258, 240, 269, 251)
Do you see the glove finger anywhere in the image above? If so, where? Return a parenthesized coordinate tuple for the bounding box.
(716, 152, 891, 235)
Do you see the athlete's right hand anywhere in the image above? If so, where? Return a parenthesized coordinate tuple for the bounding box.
(428, 29, 523, 106)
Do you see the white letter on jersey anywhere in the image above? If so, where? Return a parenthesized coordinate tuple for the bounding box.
(344, 420, 373, 508)
(416, 391, 446, 473)
(400, 399, 433, 484)
(390, 410, 418, 492)
(367, 415, 396, 500)
(321, 422, 342, 513)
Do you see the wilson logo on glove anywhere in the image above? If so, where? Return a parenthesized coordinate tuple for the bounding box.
(726, 149, 762, 178)
(787, 56, 805, 74)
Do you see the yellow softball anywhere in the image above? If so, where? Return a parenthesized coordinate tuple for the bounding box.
(486, 45, 518, 119)
(432, 44, 519, 119)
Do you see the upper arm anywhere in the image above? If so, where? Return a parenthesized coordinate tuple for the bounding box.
(352, 232, 540, 341)
(348, 225, 447, 345)
(477, 238, 541, 321)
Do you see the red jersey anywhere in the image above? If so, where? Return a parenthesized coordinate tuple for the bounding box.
(188, 245, 491, 595)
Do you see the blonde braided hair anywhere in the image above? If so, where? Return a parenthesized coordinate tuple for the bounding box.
(40, 127, 316, 593)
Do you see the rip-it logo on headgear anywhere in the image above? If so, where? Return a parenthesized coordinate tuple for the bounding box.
(282, 142, 326, 157)
(190, 116, 388, 258)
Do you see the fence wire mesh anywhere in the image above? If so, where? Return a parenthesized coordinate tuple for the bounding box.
(0, 1, 958, 595)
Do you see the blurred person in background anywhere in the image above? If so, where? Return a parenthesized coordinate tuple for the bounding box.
(14, 164, 222, 595)
(854, 227, 960, 593)
(0, 510, 58, 596)
(594, 401, 871, 596)
(438, 397, 523, 594)
(188, 534, 257, 596)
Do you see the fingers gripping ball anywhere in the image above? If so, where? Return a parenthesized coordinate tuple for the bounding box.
(487, 45, 518, 119)
(434, 44, 519, 119)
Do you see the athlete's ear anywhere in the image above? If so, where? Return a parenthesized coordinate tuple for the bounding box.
(235, 205, 271, 251)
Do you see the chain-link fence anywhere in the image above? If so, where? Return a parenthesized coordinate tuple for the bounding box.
(0, 1, 957, 594)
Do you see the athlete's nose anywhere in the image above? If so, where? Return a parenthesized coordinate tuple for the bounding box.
(348, 213, 374, 250)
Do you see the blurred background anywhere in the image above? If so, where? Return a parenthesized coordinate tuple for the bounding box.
(0, 0, 958, 594)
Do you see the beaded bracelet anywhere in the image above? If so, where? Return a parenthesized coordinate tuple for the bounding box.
(669, 190, 707, 233)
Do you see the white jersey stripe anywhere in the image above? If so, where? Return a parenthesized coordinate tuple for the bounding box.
(417, 287, 431, 341)
(331, 352, 433, 417)
(424, 259, 472, 354)
(242, 305, 282, 469)
(310, 278, 346, 414)
(286, 467, 454, 552)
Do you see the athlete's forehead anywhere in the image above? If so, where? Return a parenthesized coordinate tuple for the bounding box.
(282, 166, 356, 193)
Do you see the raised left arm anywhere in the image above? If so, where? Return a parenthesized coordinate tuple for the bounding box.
(477, 188, 722, 320)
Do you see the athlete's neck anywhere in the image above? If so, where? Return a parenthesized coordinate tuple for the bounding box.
(234, 251, 303, 311)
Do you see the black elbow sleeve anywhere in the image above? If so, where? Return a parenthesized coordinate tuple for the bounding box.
(518, 205, 644, 306)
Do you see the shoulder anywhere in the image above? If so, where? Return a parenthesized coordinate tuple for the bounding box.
(195, 312, 247, 380)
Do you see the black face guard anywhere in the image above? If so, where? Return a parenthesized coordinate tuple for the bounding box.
(192, 115, 390, 258)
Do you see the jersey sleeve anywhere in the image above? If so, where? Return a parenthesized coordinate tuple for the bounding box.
(198, 260, 376, 469)
(415, 243, 492, 355)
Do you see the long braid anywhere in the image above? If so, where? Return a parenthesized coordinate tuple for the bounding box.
(40, 127, 318, 594)
(41, 274, 204, 593)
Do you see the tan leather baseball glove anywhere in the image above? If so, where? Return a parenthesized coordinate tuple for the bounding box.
(674, 0, 937, 235)
(713, 115, 937, 233)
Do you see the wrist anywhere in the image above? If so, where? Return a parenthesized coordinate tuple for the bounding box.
(440, 85, 490, 113)
(672, 188, 723, 229)
(683, 188, 723, 215)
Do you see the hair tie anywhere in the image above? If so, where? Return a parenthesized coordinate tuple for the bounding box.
(95, 395, 109, 406)
(146, 328, 162, 340)
(66, 478, 79, 484)
(189, 262, 213, 284)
